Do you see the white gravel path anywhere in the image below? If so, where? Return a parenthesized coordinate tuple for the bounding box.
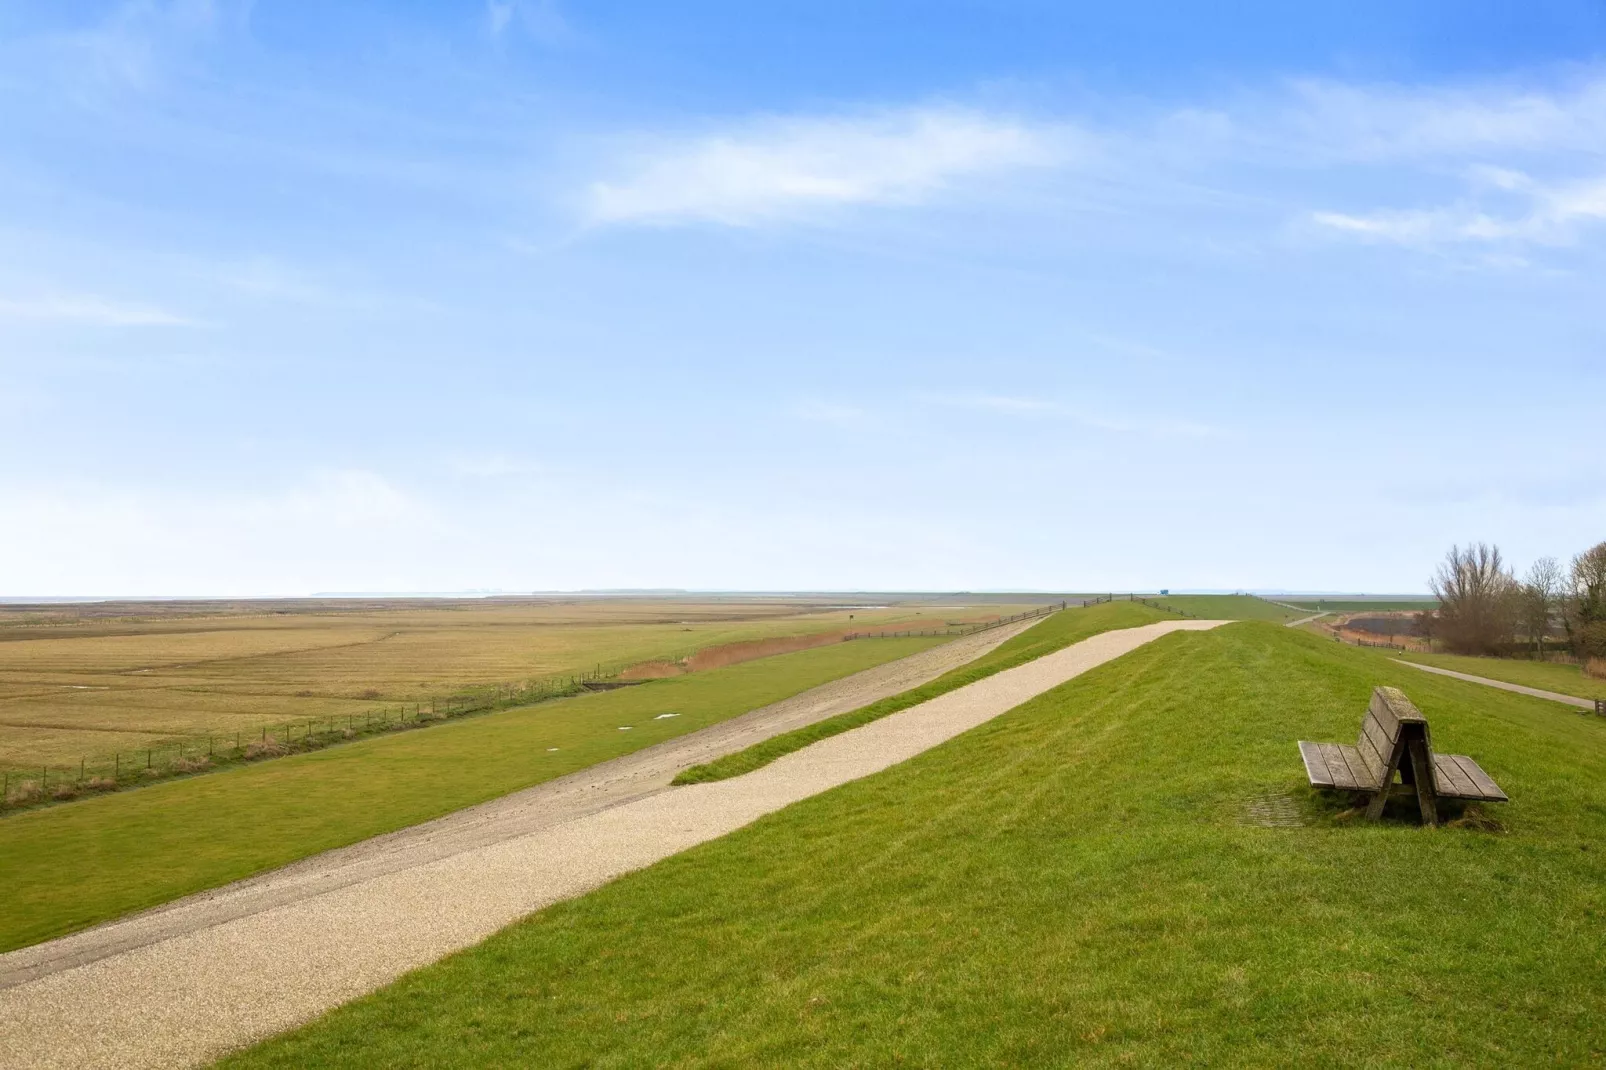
(0, 618, 1225, 1070)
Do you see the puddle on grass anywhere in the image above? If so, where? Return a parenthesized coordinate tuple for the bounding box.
(1242, 793, 1307, 828)
(654, 713, 679, 720)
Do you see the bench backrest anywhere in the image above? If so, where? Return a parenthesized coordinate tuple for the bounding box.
(1354, 686, 1430, 786)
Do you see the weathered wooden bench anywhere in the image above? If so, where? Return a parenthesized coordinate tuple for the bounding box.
(1298, 686, 1506, 825)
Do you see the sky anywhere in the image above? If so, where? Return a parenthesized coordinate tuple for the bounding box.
(1, 1, 1603, 596)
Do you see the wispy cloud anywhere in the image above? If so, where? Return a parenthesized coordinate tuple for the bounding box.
(14, 0, 236, 96)
(485, 1, 573, 44)
(1282, 76, 1606, 161)
(586, 106, 1068, 227)
(1311, 170, 1606, 248)
(0, 294, 197, 326)
(794, 401, 869, 425)
(922, 394, 1231, 439)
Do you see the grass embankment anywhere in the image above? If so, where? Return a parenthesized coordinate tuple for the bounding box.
(673, 601, 1171, 785)
(1398, 650, 1606, 701)
(228, 624, 1606, 1067)
(1149, 594, 1305, 623)
(0, 637, 940, 954)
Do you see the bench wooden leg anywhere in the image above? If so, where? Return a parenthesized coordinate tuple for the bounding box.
(1407, 737, 1438, 827)
(1364, 744, 1404, 821)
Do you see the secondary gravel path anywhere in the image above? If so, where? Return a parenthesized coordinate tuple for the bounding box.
(1286, 613, 1328, 628)
(0, 618, 1225, 1070)
(1395, 659, 1595, 709)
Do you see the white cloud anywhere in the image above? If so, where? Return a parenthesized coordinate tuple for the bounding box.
(18, 0, 233, 95)
(486, 2, 516, 36)
(794, 401, 868, 425)
(922, 394, 1231, 439)
(1281, 75, 1606, 161)
(0, 294, 196, 326)
(485, 0, 573, 46)
(586, 106, 1066, 226)
(1312, 171, 1606, 248)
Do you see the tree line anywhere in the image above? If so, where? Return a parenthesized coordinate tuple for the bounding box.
(1424, 540, 1606, 666)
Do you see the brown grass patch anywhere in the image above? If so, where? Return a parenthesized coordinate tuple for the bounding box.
(683, 632, 845, 671)
(1586, 658, 1606, 680)
(618, 660, 685, 680)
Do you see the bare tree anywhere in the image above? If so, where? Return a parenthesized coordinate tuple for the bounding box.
(1519, 556, 1564, 659)
(1565, 541, 1606, 661)
(1429, 543, 1518, 655)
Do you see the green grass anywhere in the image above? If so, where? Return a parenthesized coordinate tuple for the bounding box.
(225, 624, 1606, 1068)
(1399, 650, 1606, 701)
(1141, 594, 1308, 623)
(0, 637, 940, 953)
(673, 601, 1171, 784)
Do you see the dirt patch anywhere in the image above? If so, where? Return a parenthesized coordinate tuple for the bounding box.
(617, 661, 684, 680)
(619, 614, 1002, 681)
(618, 634, 844, 678)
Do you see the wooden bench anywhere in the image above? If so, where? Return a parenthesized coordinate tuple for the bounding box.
(1298, 686, 1506, 825)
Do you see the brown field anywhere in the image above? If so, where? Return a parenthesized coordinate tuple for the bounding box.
(0, 596, 1022, 771)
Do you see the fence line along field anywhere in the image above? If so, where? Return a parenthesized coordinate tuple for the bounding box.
(0, 596, 1023, 776)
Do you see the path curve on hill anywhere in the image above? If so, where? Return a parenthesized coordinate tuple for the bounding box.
(1395, 659, 1594, 709)
(0, 618, 1227, 1070)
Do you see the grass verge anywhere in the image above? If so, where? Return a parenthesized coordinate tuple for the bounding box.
(673, 601, 1171, 785)
(0, 637, 939, 953)
(226, 624, 1606, 1068)
(1398, 649, 1606, 701)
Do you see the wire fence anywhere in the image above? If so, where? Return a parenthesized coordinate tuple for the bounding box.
(0, 648, 700, 813)
(0, 606, 1081, 813)
(0, 596, 1134, 813)
(1125, 594, 1201, 619)
(0, 668, 619, 809)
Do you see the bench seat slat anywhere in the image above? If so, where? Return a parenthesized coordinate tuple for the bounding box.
(1431, 753, 1477, 797)
(1298, 740, 1335, 787)
(1320, 742, 1378, 791)
(1435, 754, 1507, 802)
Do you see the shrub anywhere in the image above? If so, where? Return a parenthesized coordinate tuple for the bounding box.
(1565, 542, 1606, 659)
(1429, 543, 1518, 655)
(5, 780, 42, 806)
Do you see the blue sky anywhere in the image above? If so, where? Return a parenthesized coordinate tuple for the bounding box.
(2, 1, 1603, 596)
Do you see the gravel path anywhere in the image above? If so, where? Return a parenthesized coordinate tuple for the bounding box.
(1395, 659, 1595, 709)
(0, 620, 1035, 993)
(0, 618, 1225, 1070)
(1286, 613, 1328, 628)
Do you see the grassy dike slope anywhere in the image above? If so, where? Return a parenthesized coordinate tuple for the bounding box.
(675, 600, 1172, 784)
(0, 637, 939, 953)
(227, 624, 1606, 1068)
